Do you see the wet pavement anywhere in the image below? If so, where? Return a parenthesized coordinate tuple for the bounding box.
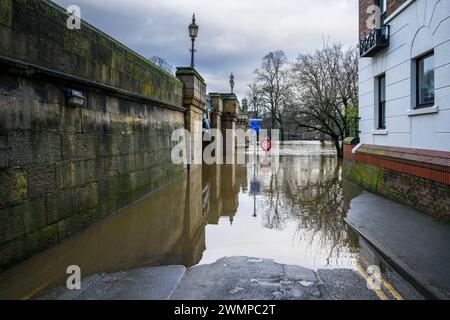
(38, 257, 378, 300)
(346, 192, 450, 299)
(37, 254, 422, 300)
(0, 142, 424, 300)
(170, 257, 379, 300)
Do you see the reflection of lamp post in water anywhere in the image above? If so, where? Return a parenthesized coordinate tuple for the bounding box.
(249, 165, 260, 218)
(253, 193, 257, 218)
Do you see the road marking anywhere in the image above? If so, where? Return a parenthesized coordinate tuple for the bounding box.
(359, 257, 404, 301)
(372, 272, 404, 300)
(356, 262, 389, 300)
(21, 281, 52, 300)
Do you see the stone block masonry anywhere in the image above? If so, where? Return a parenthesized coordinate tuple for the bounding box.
(0, 72, 186, 271)
(0, 0, 189, 271)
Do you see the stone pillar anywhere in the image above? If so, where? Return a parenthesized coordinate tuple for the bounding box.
(221, 93, 240, 162)
(209, 93, 223, 132)
(176, 67, 206, 166)
(175, 68, 206, 261)
(237, 99, 249, 149)
(209, 93, 224, 162)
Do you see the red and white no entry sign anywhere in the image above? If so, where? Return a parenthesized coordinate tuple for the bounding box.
(260, 138, 272, 154)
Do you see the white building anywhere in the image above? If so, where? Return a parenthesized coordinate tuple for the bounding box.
(358, 0, 450, 152)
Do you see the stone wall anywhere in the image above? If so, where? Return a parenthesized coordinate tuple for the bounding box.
(0, 0, 188, 271)
(0, 71, 185, 272)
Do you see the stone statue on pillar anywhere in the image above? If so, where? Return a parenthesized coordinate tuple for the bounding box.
(230, 73, 235, 94)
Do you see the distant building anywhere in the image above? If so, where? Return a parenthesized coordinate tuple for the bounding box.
(344, 0, 450, 221)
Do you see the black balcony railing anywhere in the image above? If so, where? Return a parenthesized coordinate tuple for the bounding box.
(359, 25, 390, 58)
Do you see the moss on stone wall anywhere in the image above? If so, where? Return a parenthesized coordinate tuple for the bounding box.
(343, 160, 450, 222)
(0, 71, 185, 272)
(0, 0, 13, 27)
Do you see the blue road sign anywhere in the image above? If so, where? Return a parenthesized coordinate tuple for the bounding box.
(249, 119, 262, 133)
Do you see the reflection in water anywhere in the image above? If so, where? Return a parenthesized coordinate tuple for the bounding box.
(0, 171, 206, 300)
(0, 142, 363, 299)
(200, 144, 359, 268)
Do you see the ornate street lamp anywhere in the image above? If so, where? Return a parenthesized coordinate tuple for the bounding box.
(188, 13, 199, 67)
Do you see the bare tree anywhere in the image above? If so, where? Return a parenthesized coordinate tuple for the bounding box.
(149, 56, 174, 74)
(254, 51, 293, 131)
(290, 44, 359, 158)
(246, 82, 266, 119)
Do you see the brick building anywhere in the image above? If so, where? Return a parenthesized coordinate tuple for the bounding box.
(344, 0, 450, 220)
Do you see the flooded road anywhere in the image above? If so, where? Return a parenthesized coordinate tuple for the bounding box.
(201, 143, 358, 269)
(0, 142, 421, 300)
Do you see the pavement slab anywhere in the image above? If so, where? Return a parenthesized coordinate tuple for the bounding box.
(37, 265, 186, 300)
(346, 192, 450, 300)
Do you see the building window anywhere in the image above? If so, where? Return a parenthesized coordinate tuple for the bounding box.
(378, 75, 386, 129)
(416, 52, 435, 108)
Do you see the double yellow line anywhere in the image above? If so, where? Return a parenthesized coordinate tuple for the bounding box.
(356, 260, 404, 301)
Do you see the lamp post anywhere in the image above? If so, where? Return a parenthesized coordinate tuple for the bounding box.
(188, 13, 199, 68)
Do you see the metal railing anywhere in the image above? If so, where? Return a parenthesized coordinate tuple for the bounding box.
(359, 26, 390, 57)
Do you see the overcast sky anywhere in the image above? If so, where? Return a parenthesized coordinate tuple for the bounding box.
(53, 0, 358, 99)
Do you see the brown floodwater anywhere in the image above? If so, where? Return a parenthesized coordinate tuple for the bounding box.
(0, 141, 366, 299)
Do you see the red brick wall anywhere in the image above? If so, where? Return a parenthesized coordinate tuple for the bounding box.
(387, 0, 408, 16)
(359, 0, 377, 37)
(359, 0, 408, 37)
(344, 144, 355, 161)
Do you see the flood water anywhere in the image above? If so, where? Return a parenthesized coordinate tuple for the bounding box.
(0, 141, 370, 299)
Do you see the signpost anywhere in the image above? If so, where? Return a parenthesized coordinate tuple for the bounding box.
(249, 119, 262, 166)
(249, 119, 263, 217)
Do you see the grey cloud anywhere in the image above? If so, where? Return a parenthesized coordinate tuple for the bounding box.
(53, 0, 357, 98)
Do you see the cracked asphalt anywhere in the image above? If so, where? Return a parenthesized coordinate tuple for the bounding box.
(170, 257, 379, 300)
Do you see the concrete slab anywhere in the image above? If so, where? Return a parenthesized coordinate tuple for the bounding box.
(37, 265, 186, 300)
(346, 192, 450, 299)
